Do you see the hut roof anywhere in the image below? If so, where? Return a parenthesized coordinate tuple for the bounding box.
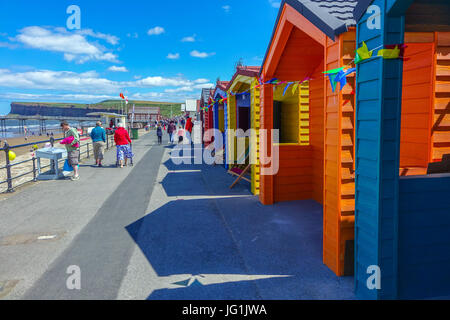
(260, 0, 358, 75)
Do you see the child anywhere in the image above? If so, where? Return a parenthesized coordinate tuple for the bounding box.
(177, 126, 184, 144)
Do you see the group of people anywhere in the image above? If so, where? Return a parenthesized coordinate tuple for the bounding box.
(59, 120, 134, 181)
(59, 115, 193, 181)
(156, 116, 193, 145)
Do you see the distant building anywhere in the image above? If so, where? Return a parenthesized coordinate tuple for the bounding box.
(128, 106, 161, 123)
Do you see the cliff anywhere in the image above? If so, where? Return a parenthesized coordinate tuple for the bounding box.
(9, 100, 182, 118)
(9, 103, 109, 117)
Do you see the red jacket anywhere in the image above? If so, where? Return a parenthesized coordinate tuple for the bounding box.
(114, 127, 131, 145)
(185, 118, 193, 133)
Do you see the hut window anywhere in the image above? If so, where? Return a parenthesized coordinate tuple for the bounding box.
(273, 100, 299, 144)
(237, 93, 251, 133)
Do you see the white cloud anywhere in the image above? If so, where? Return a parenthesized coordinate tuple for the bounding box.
(269, 0, 281, 8)
(167, 53, 180, 60)
(108, 66, 128, 72)
(134, 76, 187, 87)
(76, 29, 119, 45)
(222, 5, 231, 13)
(190, 50, 215, 58)
(0, 42, 18, 49)
(0, 69, 118, 93)
(164, 82, 214, 93)
(194, 78, 210, 84)
(13, 26, 119, 63)
(147, 26, 165, 36)
(127, 32, 139, 39)
(0, 68, 212, 103)
(181, 34, 196, 42)
(0, 92, 118, 101)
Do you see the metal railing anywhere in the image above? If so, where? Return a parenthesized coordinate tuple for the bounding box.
(0, 134, 115, 193)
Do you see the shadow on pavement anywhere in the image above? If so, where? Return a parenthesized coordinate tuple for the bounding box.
(125, 197, 355, 300)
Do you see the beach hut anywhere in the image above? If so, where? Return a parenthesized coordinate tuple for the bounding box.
(226, 66, 262, 194)
(200, 88, 214, 146)
(353, 0, 450, 299)
(259, 0, 449, 278)
(259, 0, 360, 277)
(212, 81, 229, 160)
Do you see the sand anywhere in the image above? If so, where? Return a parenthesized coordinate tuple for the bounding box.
(0, 134, 65, 163)
(0, 129, 149, 193)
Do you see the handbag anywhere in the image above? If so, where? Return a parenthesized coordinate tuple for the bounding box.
(63, 159, 74, 172)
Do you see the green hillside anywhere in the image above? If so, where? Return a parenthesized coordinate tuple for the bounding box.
(92, 100, 183, 117)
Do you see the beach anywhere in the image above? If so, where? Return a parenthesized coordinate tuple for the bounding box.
(0, 133, 65, 162)
(0, 128, 149, 193)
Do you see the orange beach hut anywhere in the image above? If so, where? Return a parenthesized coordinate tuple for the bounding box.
(259, 0, 450, 277)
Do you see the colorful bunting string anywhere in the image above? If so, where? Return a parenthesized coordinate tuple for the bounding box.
(200, 42, 410, 111)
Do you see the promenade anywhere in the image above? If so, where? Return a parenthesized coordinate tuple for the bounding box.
(0, 132, 354, 300)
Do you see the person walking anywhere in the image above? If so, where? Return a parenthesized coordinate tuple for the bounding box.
(90, 121, 106, 167)
(114, 123, 133, 168)
(60, 121, 80, 181)
(177, 126, 185, 144)
(185, 116, 193, 144)
(156, 124, 163, 145)
(167, 121, 175, 145)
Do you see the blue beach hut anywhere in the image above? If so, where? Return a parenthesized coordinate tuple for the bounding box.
(353, 0, 450, 299)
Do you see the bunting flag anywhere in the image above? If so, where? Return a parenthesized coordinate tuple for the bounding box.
(355, 41, 373, 64)
(336, 68, 356, 90)
(326, 68, 356, 92)
(385, 44, 408, 59)
(377, 45, 400, 59)
(119, 93, 125, 99)
(323, 67, 344, 75)
(291, 82, 299, 94)
(327, 73, 339, 92)
(343, 89, 356, 105)
(283, 82, 293, 96)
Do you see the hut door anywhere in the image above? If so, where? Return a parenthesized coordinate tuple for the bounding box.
(400, 42, 435, 168)
(273, 101, 282, 141)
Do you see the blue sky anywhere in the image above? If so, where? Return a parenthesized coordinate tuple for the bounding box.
(0, 0, 281, 115)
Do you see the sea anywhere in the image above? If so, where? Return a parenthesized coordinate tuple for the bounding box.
(0, 119, 98, 139)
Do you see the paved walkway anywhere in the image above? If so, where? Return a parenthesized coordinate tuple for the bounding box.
(0, 132, 354, 300)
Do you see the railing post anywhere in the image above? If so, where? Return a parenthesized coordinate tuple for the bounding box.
(106, 134, 109, 150)
(32, 156, 37, 182)
(87, 142, 90, 158)
(4, 142, 14, 193)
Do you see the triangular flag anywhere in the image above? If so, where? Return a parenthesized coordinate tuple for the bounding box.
(323, 67, 344, 75)
(291, 83, 299, 94)
(333, 68, 356, 92)
(335, 70, 347, 90)
(283, 82, 293, 96)
(356, 41, 373, 62)
(354, 53, 362, 64)
(377, 46, 400, 59)
(327, 73, 339, 92)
